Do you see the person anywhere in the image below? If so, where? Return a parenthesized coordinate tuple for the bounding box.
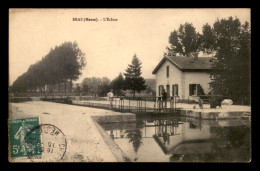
(163, 132, 169, 145)
(198, 98, 203, 109)
(120, 130, 124, 138)
(215, 97, 222, 109)
(14, 121, 31, 155)
(110, 130, 114, 140)
(107, 90, 114, 109)
(210, 96, 216, 109)
(162, 88, 167, 108)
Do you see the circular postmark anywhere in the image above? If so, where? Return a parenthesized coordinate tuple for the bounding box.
(24, 124, 67, 162)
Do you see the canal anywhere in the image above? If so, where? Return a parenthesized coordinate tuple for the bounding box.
(100, 117, 251, 162)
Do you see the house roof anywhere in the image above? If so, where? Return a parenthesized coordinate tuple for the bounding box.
(152, 56, 213, 74)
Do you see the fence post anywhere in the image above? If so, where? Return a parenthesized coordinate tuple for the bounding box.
(120, 97, 124, 112)
(153, 97, 156, 112)
(129, 98, 130, 112)
(170, 96, 173, 112)
(122, 98, 124, 111)
(136, 98, 139, 113)
(174, 96, 177, 111)
(158, 97, 162, 110)
(137, 98, 139, 114)
(139, 97, 141, 114)
(141, 98, 142, 114)
(145, 98, 146, 113)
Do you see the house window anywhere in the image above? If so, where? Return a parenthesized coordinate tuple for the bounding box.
(166, 66, 169, 77)
(189, 84, 201, 96)
(159, 85, 164, 96)
(172, 84, 178, 96)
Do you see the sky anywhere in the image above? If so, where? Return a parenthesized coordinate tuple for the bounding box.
(9, 8, 250, 85)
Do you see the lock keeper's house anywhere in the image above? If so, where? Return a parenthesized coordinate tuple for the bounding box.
(152, 55, 213, 101)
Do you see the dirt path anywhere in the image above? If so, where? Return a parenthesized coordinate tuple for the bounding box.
(9, 101, 134, 162)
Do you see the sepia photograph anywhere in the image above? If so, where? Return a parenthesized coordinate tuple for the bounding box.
(8, 8, 251, 162)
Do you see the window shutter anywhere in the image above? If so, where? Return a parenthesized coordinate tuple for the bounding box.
(172, 85, 174, 96)
(197, 84, 200, 95)
(162, 85, 164, 96)
(176, 84, 178, 96)
(167, 85, 170, 97)
(189, 84, 192, 96)
(159, 85, 164, 96)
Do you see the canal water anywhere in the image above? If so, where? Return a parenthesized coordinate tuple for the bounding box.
(100, 117, 251, 162)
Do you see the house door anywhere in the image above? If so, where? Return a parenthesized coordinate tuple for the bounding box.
(166, 85, 170, 97)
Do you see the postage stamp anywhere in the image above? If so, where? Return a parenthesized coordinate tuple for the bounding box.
(8, 117, 42, 159)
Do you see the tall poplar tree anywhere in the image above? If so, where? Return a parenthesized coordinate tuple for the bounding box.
(11, 41, 86, 94)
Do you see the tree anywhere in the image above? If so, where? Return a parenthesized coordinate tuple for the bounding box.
(167, 23, 202, 59)
(11, 73, 29, 93)
(207, 17, 250, 105)
(91, 77, 100, 96)
(110, 73, 125, 96)
(75, 84, 81, 96)
(145, 86, 155, 95)
(126, 129, 143, 161)
(11, 41, 86, 95)
(98, 84, 111, 97)
(124, 54, 147, 97)
(81, 77, 111, 97)
(49, 41, 86, 94)
(81, 84, 89, 95)
(201, 23, 216, 55)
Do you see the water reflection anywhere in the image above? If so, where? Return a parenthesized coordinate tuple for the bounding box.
(126, 129, 143, 161)
(169, 125, 250, 162)
(101, 117, 251, 162)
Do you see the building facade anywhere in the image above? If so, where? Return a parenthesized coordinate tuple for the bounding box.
(152, 56, 213, 100)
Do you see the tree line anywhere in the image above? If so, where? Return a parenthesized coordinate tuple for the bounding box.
(78, 77, 111, 97)
(77, 54, 147, 97)
(10, 40, 147, 98)
(166, 17, 250, 105)
(10, 41, 86, 94)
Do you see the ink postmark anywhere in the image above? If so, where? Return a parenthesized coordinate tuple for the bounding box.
(25, 124, 67, 162)
(9, 118, 67, 162)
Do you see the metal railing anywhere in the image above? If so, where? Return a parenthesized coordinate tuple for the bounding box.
(71, 96, 179, 115)
(10, 94, 180, 115)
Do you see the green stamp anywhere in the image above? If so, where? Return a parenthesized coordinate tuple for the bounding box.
(8, 117, 42, 158)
